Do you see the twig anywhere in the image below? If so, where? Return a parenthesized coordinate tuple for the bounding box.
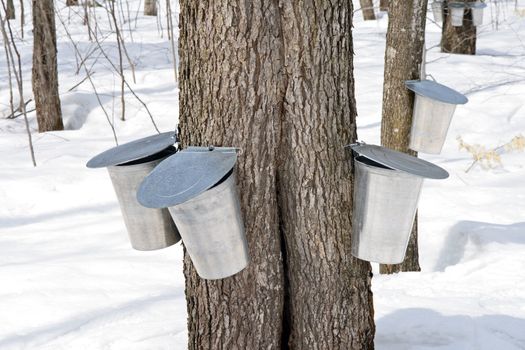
(85, 19, 160, 133)
(6, 99, 32, 118)
(56, 8, 119, 145)
(7, 108, 36, 120)
(19, 0, 23, 38)
(1, 15, 15, 119)
(68, 71, 94, 92)
(0, 4, 36, 166)
(166, 0, 177, 82)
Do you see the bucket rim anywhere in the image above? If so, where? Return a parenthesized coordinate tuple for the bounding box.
(86, 131, 177, 168)
(448, 2, 466, 8)
(405, 79, 468, 105)
(107, 146, 175, 173)
(354, 157, 420, 178)
(468, 2, 487, 9)
(348, 143, 449, 179)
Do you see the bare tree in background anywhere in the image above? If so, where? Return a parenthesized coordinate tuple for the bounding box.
(441, 0, 477, 54)
(380, 0, 428, 274)
(179, 1, 375, 348)
(144, 0, 156, 16)
(32, 0, 64, 132)
(5, 0, 13, 19)
(360, 0, 376, 20)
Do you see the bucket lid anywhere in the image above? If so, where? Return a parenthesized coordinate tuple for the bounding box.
(348, 143, 449, 179)
(448, 2, 466, 8)
(137, 146, 238, 208)
(87, 132, 177, 168)
(469, 2, 487, 8)
(405, 80, 468, 105)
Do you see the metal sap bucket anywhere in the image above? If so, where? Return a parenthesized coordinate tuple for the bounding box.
(348, 144, 449, 264)
(87, 132, 181, 251)
(449, 3, 465, 27)
(406, 80, 468, 154)
(138, 146, 249, 280)
(470, 2, 487, 26)
(431, 1, 444, 22)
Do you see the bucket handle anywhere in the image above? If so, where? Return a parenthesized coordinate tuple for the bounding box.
(172, 123, 181, 151)
(207, 145, 242, 153)
(344, 141, 366, 149)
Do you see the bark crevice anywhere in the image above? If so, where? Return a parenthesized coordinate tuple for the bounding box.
(278, 173, 292, 349)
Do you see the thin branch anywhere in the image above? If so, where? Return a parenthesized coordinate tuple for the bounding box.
(0, 3, 36, 166)
(166, 0, 178, 83)
(68, 71, 94, 92)
(56, 8, 119, 145)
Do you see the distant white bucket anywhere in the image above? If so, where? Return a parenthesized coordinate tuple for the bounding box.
(449, 3, 465, 27)
(405, 80, 468, 154)
(431, 1, 444, 22)
(470, 2, 487, 26)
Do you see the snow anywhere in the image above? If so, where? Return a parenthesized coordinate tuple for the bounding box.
(1, 1, 524, 349)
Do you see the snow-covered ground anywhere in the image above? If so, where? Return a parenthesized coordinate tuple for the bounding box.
(1, 1, 524, 349)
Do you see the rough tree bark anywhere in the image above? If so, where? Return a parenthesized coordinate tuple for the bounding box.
(144, 0, 157, 16)
(66, 0, 79, 6)
(6, 0, 14, 19)
(179, 1, 375, 349)
(380, 0, 389, 12)
(441, 0, 477, 55)
(380, 0, 428, 274)
(32, 0, 63, 132)
(360, 0, 376, 20)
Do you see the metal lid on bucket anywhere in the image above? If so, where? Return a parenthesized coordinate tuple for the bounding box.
(469, 2, 487, 8)
(348, 143, 449, 179)
(405, 80, 468, 105)
(87, 132, 177, 168)
(137, 146, 238, 208)
(448, 2, 466, 8)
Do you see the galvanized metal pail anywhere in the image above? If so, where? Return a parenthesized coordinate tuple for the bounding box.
(449, 3, 465, 27)
(108, 147, 180, 251)
(431, 1, 444, 22)
(168, 171, 249, 279)
(352, 157, 423, 264)
(87, 132, 181, 251)
(470, 2, 487, 26)
(406, 80, 468, 154)
(137, 147, 249, 280)
(348, 144, 449, 264)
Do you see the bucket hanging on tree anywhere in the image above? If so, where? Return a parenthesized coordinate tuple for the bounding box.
(449, 2, 466, 27)
(87, 132, 181, 251)
(138, 146, 249, 280)
(469, 1, 487, 26)
(405, 80, 468, 154)
(347, 143, 449, 264)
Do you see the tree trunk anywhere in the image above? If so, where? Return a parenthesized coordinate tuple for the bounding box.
(379, 0, 427, 274)
(32, 0, 63, 132)
(6, 0, 15, 19)
(380, 0, 389, 12)
(179, 1, 375, 349)
(441, 0, 477, 55)
(144, 0, 157, 16)
(360, 0, 376, 20)
(66, 0, 79, 6)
